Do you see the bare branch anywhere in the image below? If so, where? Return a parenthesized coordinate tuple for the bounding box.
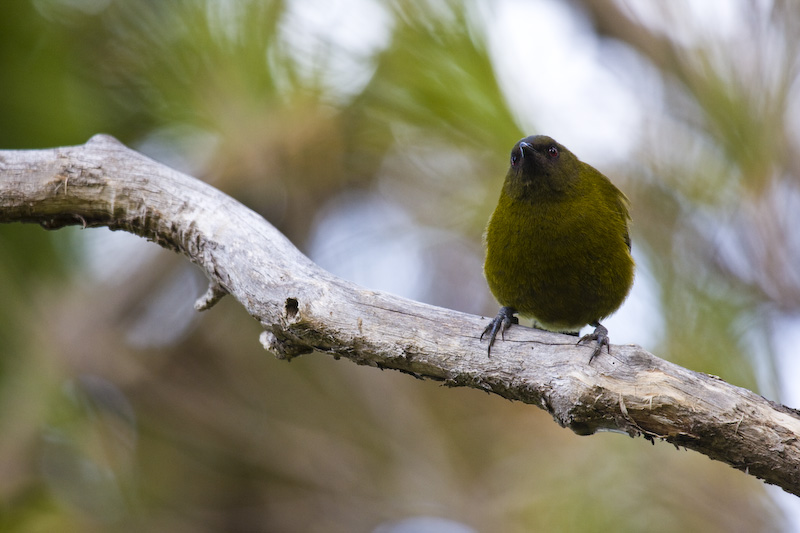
(2, 135, 799, 495)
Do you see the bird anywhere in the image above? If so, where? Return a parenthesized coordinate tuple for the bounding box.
(481, 135, 634, 361)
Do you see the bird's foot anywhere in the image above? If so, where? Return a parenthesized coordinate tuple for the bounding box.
(577, 322, 610, 363)
(481, 306, 518, 356)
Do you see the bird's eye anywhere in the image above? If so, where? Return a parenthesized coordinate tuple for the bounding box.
(511, 152, 520, 166)
(547, 146, 559, 158)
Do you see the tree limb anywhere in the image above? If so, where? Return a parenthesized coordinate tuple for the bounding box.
(2, 135, 799, 495)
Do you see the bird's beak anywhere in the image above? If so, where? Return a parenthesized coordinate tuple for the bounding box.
(518, 141, 531, 159)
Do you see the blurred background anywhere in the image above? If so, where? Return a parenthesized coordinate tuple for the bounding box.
(1, 0, 798, 531)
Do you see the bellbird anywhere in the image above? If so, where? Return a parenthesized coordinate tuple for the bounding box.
(481, 135, 634, 361)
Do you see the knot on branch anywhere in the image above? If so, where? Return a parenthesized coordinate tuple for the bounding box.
(255, 297, 314, 360)
(259, 330, 313, 360)
(285, 297, 299, 319)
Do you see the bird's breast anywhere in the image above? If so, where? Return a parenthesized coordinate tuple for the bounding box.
(484, 193, 633, 331)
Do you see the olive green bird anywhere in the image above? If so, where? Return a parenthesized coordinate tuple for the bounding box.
(481, 135, 634, 361)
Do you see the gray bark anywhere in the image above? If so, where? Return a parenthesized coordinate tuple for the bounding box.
(2, 135, 799, 495)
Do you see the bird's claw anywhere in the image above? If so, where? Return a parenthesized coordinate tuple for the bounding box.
(577, 322, 610, 363)
(481, 306, 518, 356)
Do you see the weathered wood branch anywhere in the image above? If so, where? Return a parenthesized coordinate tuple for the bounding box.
(2, 135, 799, 495)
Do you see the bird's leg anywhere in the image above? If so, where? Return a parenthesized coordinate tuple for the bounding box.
(480, 306, 518, 356)
(577, 321, 610, 363)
